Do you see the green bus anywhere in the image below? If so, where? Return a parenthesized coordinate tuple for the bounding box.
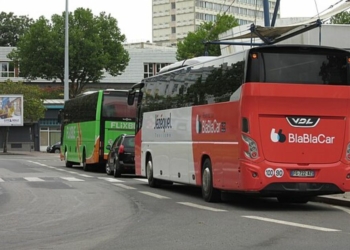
(59, 89, 137, 171)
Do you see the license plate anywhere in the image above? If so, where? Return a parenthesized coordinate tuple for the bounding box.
(290, 170, 315, 177)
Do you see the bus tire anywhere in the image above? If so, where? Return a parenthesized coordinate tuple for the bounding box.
(146, 155, 158, 187)
(82, 150, 89, 172)
(65, 151, 73, 168)
(113, 161, 122, 178)
(201, 158, 221, 202)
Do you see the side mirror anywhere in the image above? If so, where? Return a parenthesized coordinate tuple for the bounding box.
(106, 145, 111, 151)
(127, 90, 135, 106)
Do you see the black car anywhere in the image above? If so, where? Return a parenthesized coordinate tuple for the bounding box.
(105, 134, 135, 177)
(47, 142, 61, 153)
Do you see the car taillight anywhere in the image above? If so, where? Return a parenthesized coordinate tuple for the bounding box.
(118, 145, 125, 154)
(242, 134, 259, 160)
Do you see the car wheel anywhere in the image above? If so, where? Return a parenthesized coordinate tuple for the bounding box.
(113, 161, 122, 178)
(54, 149, 60, 154)
(106, 162, 113, 175)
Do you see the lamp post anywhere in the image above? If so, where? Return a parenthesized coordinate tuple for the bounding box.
(64, 0, 69, 100)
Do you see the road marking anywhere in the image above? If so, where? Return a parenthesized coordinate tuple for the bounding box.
(177, 202, 227, 212)
(139, 191, 170, 199)
(77, 174, 92, 178)
(113, 184, 136, 190)
(60, 177, 84, 182)
(24, 177, 45, 182)
(28, 161, 48, 167)
(98, 177, 124, 183)
(134, 178, 148, 183)
(242, 216, 341, 232)
(0, 178, 4, 182)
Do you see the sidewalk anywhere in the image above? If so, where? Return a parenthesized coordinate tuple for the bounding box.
(0, 150, 57, 157)
(313, 193, 350, 208)
(1, 150, 350, 207)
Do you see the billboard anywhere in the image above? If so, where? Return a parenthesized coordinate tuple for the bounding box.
(0, 95, 24, 126)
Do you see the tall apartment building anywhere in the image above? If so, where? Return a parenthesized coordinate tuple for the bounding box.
(152, 0, 279, 45)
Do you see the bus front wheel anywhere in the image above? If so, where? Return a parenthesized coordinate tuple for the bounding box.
(146, 155, 158, 187)
(65, 151, 73, 168)
(202, 158, 221, 202)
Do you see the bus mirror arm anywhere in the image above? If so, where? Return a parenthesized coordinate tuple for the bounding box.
(127, 90, 136, 106)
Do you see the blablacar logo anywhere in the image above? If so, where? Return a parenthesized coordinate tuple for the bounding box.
(270, 128, 286, 143)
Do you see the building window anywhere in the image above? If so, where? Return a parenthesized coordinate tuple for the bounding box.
(144, 63, 171, 78)
(0, 62, 15, 77)
(171, 27, 176, 34)
(171, 15, 176, 21)
(171, 2, 176, 9)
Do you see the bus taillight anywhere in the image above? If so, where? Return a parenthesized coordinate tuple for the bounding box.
(242, 134, 259, 160)
(346, 143, 350, 160)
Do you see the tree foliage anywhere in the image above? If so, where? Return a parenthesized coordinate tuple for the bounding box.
(8, 8, 130, 98)
(0, 80, 46, 122)
(330, 11, 350, 24)
(0, 12, 33, 46)
(176, 14, 239, 60)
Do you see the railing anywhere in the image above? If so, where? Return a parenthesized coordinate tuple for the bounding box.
(0, 72, 15, 77)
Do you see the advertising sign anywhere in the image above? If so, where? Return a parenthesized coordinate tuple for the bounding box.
(0, 95, 24, 126)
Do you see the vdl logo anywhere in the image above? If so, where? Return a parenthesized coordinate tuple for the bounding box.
(270, 129, 286, 143)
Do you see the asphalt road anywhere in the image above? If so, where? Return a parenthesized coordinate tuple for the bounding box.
(0, 153, 350, 250)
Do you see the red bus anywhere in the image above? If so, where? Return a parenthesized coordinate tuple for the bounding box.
(127, 44, 350, 203)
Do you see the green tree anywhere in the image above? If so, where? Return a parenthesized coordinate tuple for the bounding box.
(8, 8, 129, 98)
(0, 80, 46, 152)
(176, 14, 239, 60)
(0, 12, 33, 46)
(330, 11, 350, 24)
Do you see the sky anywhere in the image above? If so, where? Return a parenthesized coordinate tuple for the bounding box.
(1, 0, 344, 43)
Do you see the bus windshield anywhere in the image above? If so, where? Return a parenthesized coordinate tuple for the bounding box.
(102, 91, 137, 119)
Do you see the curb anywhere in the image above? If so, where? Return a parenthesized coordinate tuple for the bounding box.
(312, 195, 350, 208)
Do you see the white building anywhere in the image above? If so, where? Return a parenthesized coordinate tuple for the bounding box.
(0, 42, 177, 90)
(152, 0, 279, 45)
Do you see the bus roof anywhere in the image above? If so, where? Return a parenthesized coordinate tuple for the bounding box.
(75, 89, 129, 98)
(158, 56, 217, 74)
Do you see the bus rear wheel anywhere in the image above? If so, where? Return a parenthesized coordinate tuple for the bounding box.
(82, 150, 89, 172)
(146, 155, 158, 187)
(202, 158, 221, 202)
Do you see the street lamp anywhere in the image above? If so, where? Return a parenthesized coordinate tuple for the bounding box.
(64, 0, 69, 100)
